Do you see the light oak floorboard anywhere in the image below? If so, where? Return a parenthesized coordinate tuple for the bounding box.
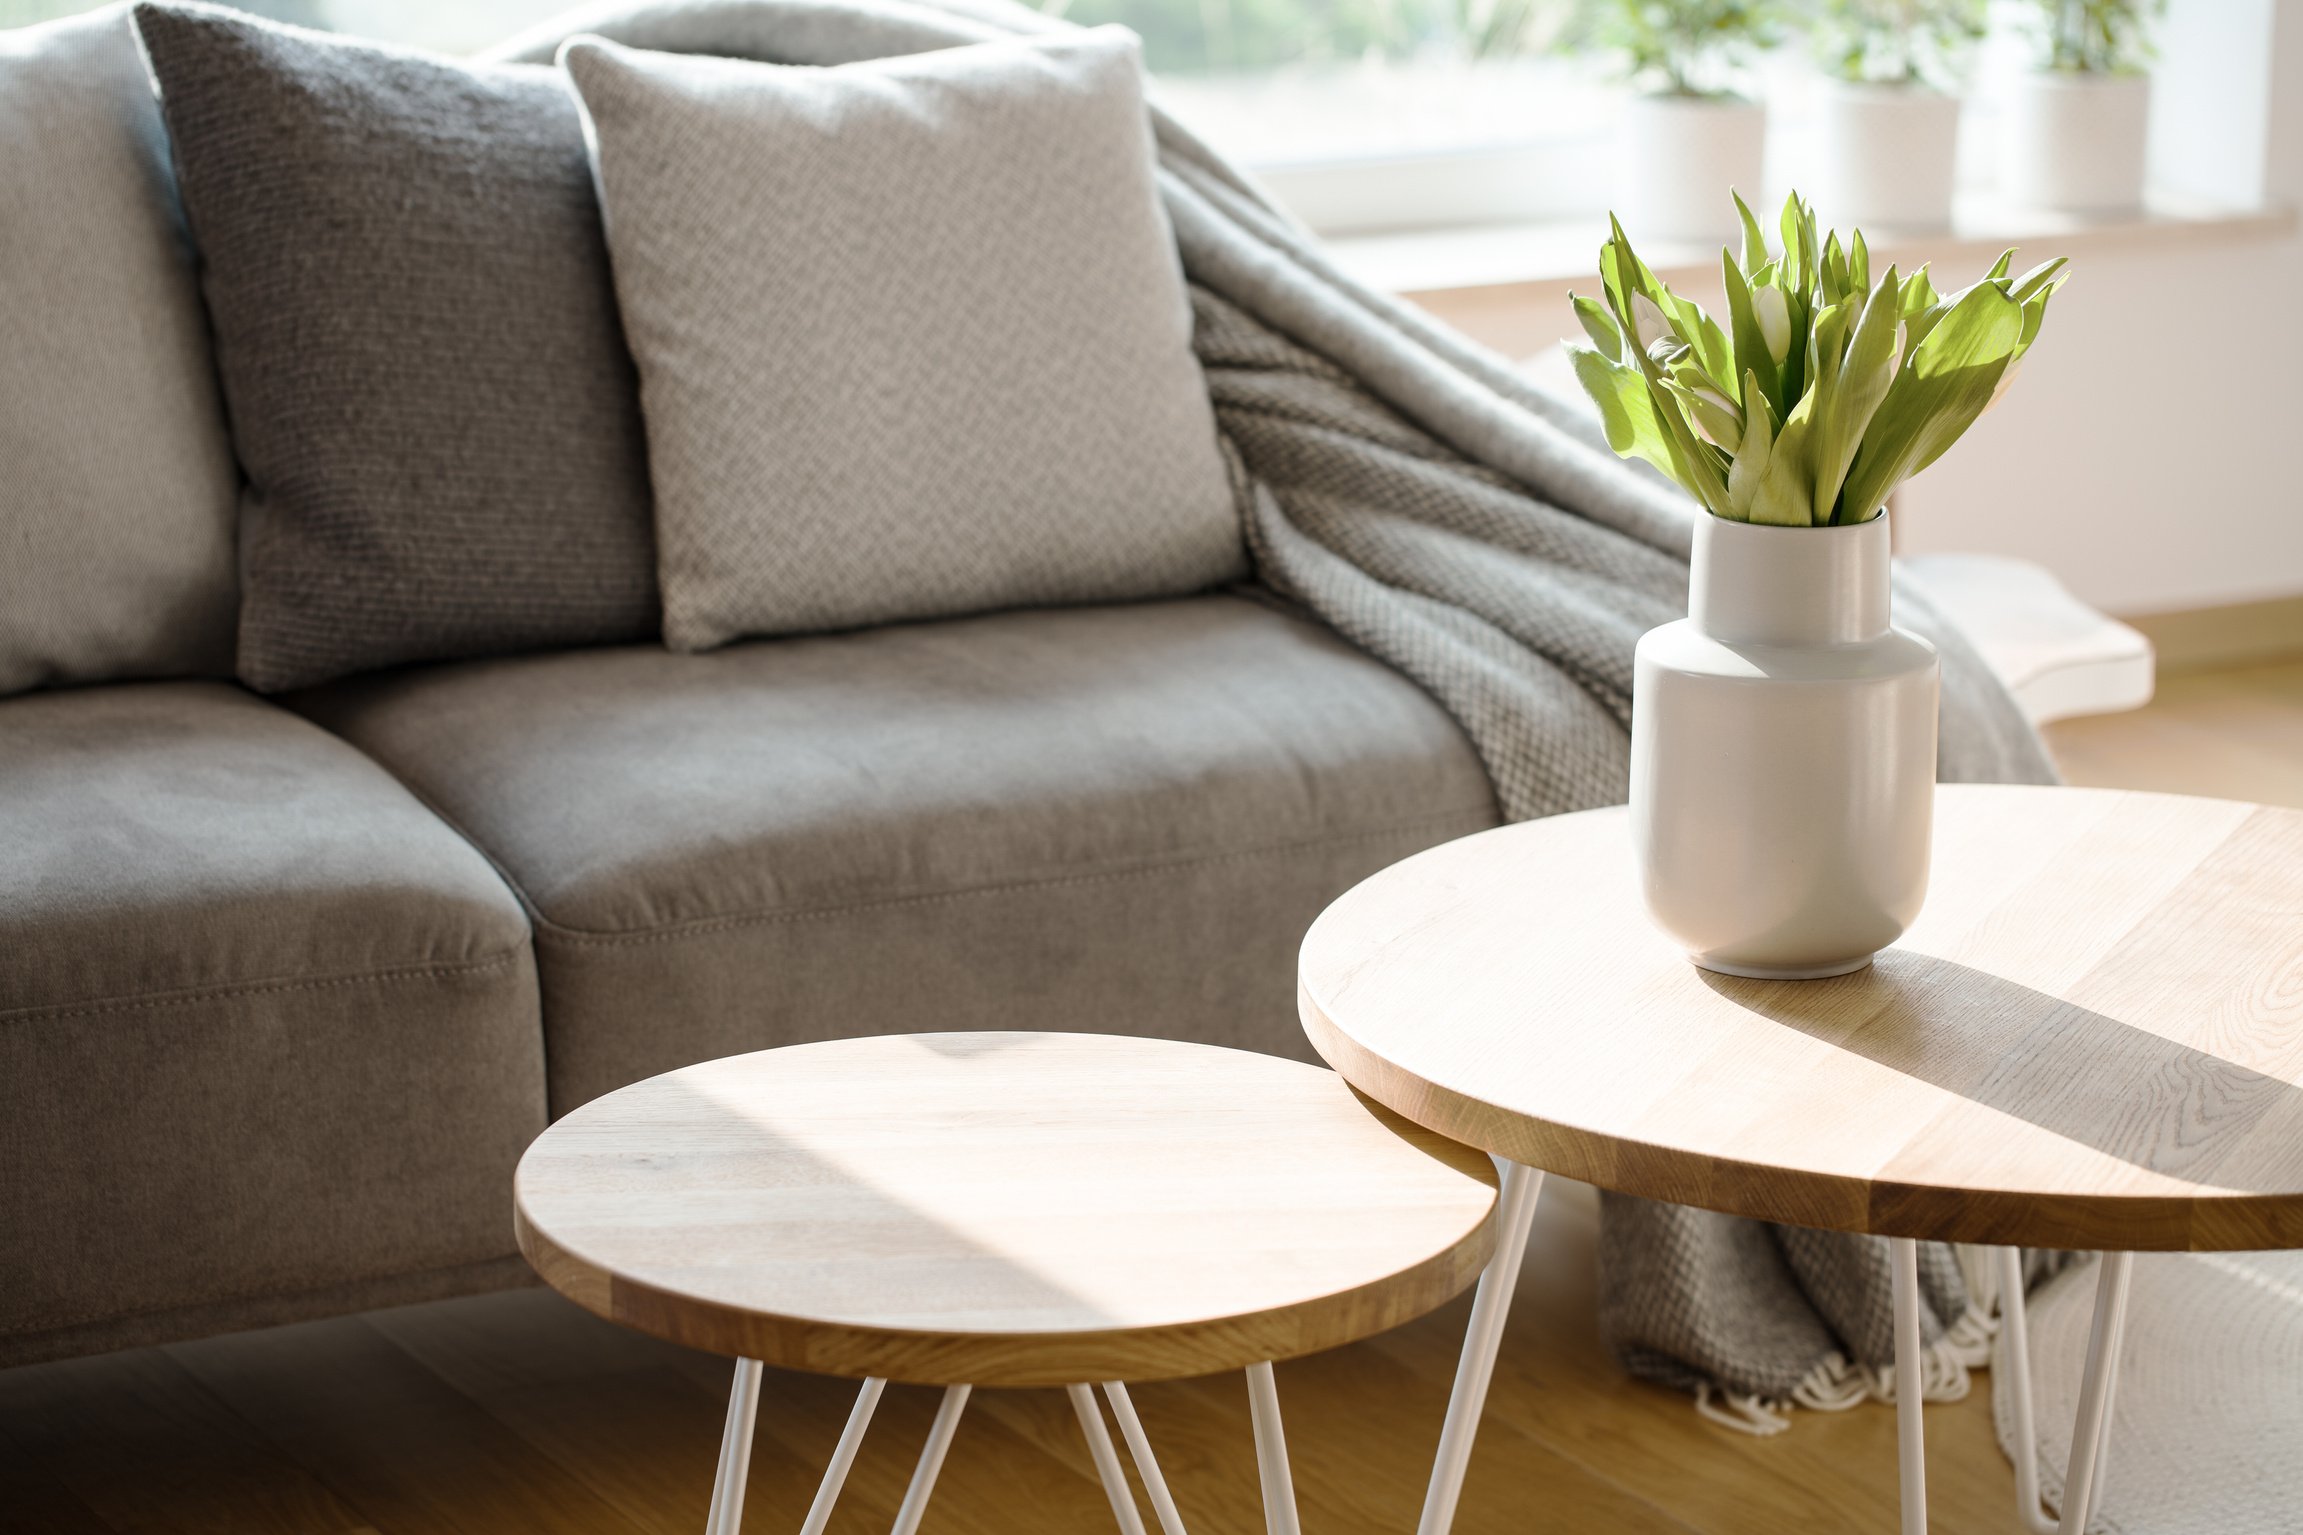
(0, 1188, 1975, 1535)
(2, 660, 2293, 1531)
(2045, 657, 2303, 809)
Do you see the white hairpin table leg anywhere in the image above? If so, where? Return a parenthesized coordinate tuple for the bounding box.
(1891, 1237, 1927, 1535)
(1070, 1383, 1151, 1535)
(1999, 1246, 2139, 1535)
(1998, 1247, 2057, 1535)
(705, 1358, 764, 1535)
(1245, 1361, 1301, 1535)
(888, 1384, 971, 1535)
(797, 1377, 885, 1535)
(1104, 1382, 1191, 1535)
(1417, 1160, 1544, 1535)
(2057, 1253, 2134, 1535)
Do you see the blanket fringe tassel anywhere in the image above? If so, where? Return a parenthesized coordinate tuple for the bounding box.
(1693, 1246, 2004, 1436)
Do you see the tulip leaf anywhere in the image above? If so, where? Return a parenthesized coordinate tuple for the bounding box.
(1661, 292, 1736, 403)
(1569, 292, 1623, 362)
(2010, 276, 2064, 366)
(1808, 270, 1904, 524)
(1721, 254, 1781, 411)
(1571, 340, 1731, 518)
(1568, 344, 1683, 482)
(1733, 189, 1771, 276)
(1725, 367, 1778, 520)
(1820, 231, 1848, 309)
(2010, 257, 2070, 306)
(1841, 281, 2025, 518)
(1748, 405, 1815, 526)
(1779, 193, 1807, 295)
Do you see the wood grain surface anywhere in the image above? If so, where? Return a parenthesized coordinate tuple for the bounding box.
(1300, 785, 2303, 1251)
(514, 1033, 1498, 1386)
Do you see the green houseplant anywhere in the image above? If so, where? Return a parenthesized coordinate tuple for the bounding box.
(1589, 0, 1784, 96)
(2031, 0, 2159, 74)
(1809, 0, 1985, 88)
(1591, 1, 1785, 243)
(1586, 192, 2072, 975)
(1807, 0, 1986, 229)
(2004, 0, 2163, 211)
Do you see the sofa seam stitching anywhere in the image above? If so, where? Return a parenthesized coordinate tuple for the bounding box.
(532, 807, 1497, 949)
(0, 949, 526, 1027)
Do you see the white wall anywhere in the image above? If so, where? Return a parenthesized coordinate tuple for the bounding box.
(1895, 0, 2303, 615)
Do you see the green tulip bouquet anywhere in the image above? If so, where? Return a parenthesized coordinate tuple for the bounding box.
(1567, 191, 2068, 525)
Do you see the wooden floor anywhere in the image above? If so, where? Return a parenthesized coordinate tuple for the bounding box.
(5, 655, 2298, 1535)
(2042, 654, 2303, 809)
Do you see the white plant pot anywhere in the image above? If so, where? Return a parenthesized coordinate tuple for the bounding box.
(2002, 71, 2150, 214)
(1629, 513, 1940, 979)
(1617, 94, 1767, 245)
(1812, 80, 1961, 231)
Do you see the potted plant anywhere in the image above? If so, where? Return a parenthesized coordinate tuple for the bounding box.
(1807, 0, 1986, 230)
(1566, 191, 2066, 976)
(1592, 1, 1786, 244)
(2003, 0, 2161, 213)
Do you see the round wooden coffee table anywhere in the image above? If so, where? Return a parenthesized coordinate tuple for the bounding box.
(515, 1032, 1498, 1535)
(1299, 785, 2303, 1535)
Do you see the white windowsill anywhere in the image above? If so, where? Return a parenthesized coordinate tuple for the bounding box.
(1323, 197, 2297, 301)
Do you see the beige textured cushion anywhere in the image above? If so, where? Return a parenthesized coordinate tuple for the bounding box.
(559, 28, 1243, 652)
(0, 5, 239, 696)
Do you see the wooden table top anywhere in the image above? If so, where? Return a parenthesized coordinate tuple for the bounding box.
(1299, 786, 2303, 1252)
(514, 1033, 1498, 1386)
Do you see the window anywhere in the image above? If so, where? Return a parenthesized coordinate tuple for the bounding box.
(8, 0, 2272, 243)
(1, 1, 577, 54)
(4, 0, 1605, 231)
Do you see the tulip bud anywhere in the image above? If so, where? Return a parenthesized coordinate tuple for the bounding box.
(1753, 284, 1791, 363)
(1631, 293, 1673, 353)
(1677, 384, 1744, 452)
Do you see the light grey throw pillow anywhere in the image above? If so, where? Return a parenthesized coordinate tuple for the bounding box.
(560, 28, 1243, 652)
(0, 5, 239, 696)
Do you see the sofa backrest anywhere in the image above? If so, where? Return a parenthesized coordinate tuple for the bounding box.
(0, 3, 240, 697)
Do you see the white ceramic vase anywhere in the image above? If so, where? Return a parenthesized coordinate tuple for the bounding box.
(2002, 71, 2150, 214)
(1812, 80, 1961, 230)
(1629, 513, 1939, 979)
(1617, 94, 1767, 245)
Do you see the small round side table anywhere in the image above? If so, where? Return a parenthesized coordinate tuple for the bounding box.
(1299, 785, 2303, 1535)
(514, 1031, 1498, 1535)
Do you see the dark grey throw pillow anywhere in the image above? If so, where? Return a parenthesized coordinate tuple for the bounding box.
(134, 3, 658, 692)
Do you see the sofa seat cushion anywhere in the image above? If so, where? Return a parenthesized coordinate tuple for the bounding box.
(294, 597, 1497, 1110)
(0, 683, 543, 1364)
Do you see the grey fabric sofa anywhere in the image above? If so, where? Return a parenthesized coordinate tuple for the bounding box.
(0, 3, 1517, 1370)
(2, 599, 1495, 1367)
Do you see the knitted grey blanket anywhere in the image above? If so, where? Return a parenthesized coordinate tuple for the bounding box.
(495, 0, 2060, 1419)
